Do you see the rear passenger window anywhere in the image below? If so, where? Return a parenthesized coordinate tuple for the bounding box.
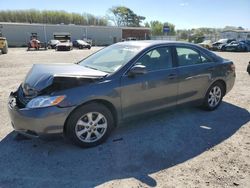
(176, 47, 210, 66)
(136, 47, 172, 71)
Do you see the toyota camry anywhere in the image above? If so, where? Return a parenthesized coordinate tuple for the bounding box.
(8, 41, 235, 147)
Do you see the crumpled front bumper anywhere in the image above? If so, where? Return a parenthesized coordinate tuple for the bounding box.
(8, 93, 74, 137)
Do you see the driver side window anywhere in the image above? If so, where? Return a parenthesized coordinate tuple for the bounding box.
(136, 47, 172, 72)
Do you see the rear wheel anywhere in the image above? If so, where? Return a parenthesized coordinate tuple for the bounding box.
(203, 82, 224, 111)
(65, 103, 114, 147)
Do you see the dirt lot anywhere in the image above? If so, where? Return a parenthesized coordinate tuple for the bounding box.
(0, 48, 249, 188)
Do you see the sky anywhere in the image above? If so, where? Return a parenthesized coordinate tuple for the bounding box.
(0, 0, 249, 29)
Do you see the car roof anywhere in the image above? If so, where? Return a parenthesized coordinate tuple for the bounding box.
(117, 40, 198, 48)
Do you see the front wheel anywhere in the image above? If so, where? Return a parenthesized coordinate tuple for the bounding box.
(203, 82, 224, 111)
(65, 103, 114, 147)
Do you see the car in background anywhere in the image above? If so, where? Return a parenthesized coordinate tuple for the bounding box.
(73, 40, 91, 49)
(8, 41, 236, 147)
(240, 40, 250, 51)
(56, 40, 73, 51)
(224, 41, 249, 52)
(198, 40, 212, 49)
(48, 40, 60, 49)
(54, 32, 73, 51)
(212, 39, 235, 51)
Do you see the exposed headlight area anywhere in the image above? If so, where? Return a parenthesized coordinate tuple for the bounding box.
(26, 95, 66, 109)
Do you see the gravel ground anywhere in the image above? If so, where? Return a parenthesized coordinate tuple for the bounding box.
(0, 48, 249, 188)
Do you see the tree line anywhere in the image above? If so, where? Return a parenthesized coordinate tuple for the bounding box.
(0, 7, 242, 39)
(0, 8, 177, 35)
(0, 10, 108, 26)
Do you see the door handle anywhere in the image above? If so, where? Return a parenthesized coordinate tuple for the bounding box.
(168, 74, 177, 79)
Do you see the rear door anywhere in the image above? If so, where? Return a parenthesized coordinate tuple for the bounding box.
(174, 46, 215, 104)
(120, 46, 178, 118)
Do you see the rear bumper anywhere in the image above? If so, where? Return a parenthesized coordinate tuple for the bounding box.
(8, 95, 75, 137)
(225, 71, 236, 94)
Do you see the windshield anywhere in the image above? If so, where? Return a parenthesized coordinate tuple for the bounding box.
(79, 44, 143, 73)
(77, 40, 87, 45)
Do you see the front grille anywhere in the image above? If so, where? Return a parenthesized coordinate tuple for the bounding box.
(16, 86, 31, 108)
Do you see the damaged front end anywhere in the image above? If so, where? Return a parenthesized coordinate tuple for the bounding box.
(14, 75, 103, 109)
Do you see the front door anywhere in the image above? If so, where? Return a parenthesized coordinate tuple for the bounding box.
(120, 46, 178, 119)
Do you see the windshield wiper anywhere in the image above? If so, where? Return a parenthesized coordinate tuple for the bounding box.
(84, 65, 111, 74)
(84, 65, 99, 71)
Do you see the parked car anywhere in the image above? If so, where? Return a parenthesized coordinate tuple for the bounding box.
(8, 41, 235, 147)
(247, 61, 250, 74)
(212, 39, 235, 51)
(56, 40, 73, 51)
(240, 40, 250, 51)
(224, 41, 249, 52)
(73, 40, 91, 49)
(198, 40, 212, 49)
(54, 32, 73, 51)
(48, 40, 60, 49)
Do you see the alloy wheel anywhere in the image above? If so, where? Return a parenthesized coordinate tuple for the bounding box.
(208, 86, 222, 108)
(75, 112, 107, 143)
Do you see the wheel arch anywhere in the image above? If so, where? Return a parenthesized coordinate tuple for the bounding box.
(205, 79, 227, 97)
(63, 99, 118, 134)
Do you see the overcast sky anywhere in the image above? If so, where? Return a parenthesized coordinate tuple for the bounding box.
(0, 0, 249, 29)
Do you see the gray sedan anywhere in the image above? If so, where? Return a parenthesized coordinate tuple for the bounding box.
(8, 41, 235, 147)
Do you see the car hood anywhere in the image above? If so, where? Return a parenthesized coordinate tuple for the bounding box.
(50, 40, 60, 45)
(22, 64, 107, 96)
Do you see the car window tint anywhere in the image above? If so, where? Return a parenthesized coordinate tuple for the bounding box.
(176, 47, 210, 66)
(200, 54, 211, 63)
(136, 47, 172, 71)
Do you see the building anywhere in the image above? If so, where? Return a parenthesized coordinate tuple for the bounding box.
(220, 30, 250, 41)
(0, 22, 150, 46)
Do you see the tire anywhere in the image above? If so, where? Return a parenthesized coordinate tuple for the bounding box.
(203, 82, 225, 111)
(65, 103, 114, 147)
(247, 64, 250, 75)
(2, 42, 8, 54)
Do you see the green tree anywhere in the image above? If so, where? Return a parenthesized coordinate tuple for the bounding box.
(146, 21, 176, 36)
(0, 9, 108, 26)
(149, 21, 163, 35)
(108, 6, 145, 27)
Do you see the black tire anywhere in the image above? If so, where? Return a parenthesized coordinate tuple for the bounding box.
(65, 103, 114, 147)
(2, 42, 8, 54)
(203, 82, 225, 111)
(247, 64, 250, 75)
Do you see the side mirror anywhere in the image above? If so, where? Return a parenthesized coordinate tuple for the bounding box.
(128, 64, 147, 77)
